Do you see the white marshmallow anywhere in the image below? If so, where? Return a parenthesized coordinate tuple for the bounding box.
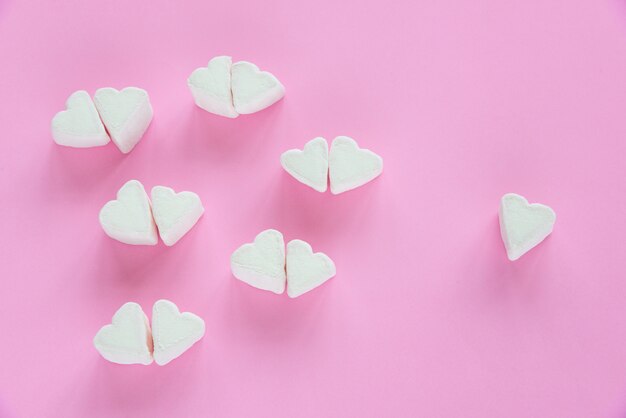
(231, 229, 286, 294)
(151, 186, 204, 246)
(99, 180, 158, 245)
(93, 87, 153, 154)
(280, 137, 329, 192)
(51, 90, 110, 148)
(231, 61, 285, 114)
(151, 300, 205, 366)
(329, 136, 383, 195)
(93, 302, 153, 365)
(286, 239, 336, 298)
(499, 193, 556, 261)
(187, 56, 238, 118)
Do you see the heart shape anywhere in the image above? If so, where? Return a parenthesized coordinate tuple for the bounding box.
(286, 239, 336, 298)
(499, 193, 556, 261)
(230, 229, 286, 294)
(187, 56, 238, 118)
(231, 61, 285, 114)
(151, 300, 205, 366)
(93, 302, 153, 365)
(51, 90, 110, 148)
(329, 136, 383, 194)
(280, 137, 329, 192)
(93, 87, 153, 154)
(99, 180, 158, 245)
(151, 186, 204, 246)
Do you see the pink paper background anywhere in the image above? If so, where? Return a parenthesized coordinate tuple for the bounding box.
(1, 0, 626, 417)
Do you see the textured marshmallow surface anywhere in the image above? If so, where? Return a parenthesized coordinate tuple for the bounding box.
(93, 302, 153, 365)
(187, 56, 238, 118)
(152, 300, 205, 366)
(99, 180, 158, 245)
(499, 193, 556, 261)
(151, 186, 204, 246)
(286, 239, 336, 298)
(280, 137, 329, 192)
(93, 87, 153, 154)
(51, 90, 110, 148)
(231, 229, 286, 294)
(329, 136, 383, 194)
(231, 61, 285, 114)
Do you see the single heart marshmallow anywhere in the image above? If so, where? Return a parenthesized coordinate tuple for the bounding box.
(328, 136, 383, 194)
(51, 90, 110, 148)
(187, 56, 238, 118)
(231, 61, 285, 114)
(93, 87, 153, 154)
(280, 137, 329, 192)
(93, 302, 153, 365)
(99, 180, 158, 245)
(231, 229, 286, 294)
(151, 300, 205, 366)
(499, 193, 556, 261)
(151, 186, 204, 246)
(286, 239, 336, 298)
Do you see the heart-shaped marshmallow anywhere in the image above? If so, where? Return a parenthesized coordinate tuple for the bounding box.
(93, 302, 153, 365)
(329, 136, 383, 194)
(51, 90, 110, 148)
(188, 56, 238, 118)
(499, 193, 556, 261)
(99, 180, 158, 245)
(231, 61, 285, 114)
(151, 186, 204, 246)
(231, 229, 286, 294)
(286, 239, 336, 298)
(280, 137, 329, 192)
(151, 300, 205, 366)
(93, 87, 153, 154)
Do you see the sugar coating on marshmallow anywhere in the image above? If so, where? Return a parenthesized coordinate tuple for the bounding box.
(231, 229, 286, 294)
(151, 186, 204, 246)
(499, 193, 556, 261)
(93, 302, 153, 365)
(329, 136, 383, 195)
(93, 87, 153, 154)
(280, 137, 329, 192)
(231, 61, 285, 114)
(51, 90, 110, 148)
(152, 300, 205, 366)
(188, 56, 238, 118)
(99, 180, 158, 245)
(286, 239, 336, 298)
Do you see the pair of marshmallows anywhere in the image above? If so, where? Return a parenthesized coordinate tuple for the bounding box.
(231, 229, 336, 298)
(499, 193, 556, 260)
(188, 56, 285, 118)
(99, 180, 204, 246)
(281, 136, 383, 194)
(94, 300, 205, 366)
(52, 87, 153, 153)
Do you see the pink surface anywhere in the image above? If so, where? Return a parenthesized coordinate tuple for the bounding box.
(1, 0, 626, 417)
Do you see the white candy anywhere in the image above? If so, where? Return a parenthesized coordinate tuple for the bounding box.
(286, 239, 336, 298)
(499, 193, 556, 261)
(231, 229, 286, 294)
(51, 90, 110, 148)
(280, 137, 329, 192)
(231, 61, 285, 114)
(93, 302, 153, 365)
(187, 56, 238, 118)
(151, 300, 205, 366)
(99, 180, 158, 245)
(329, 136, 383, 194)
(151, 186, 204, 246)
(93, 87, 153, 154)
